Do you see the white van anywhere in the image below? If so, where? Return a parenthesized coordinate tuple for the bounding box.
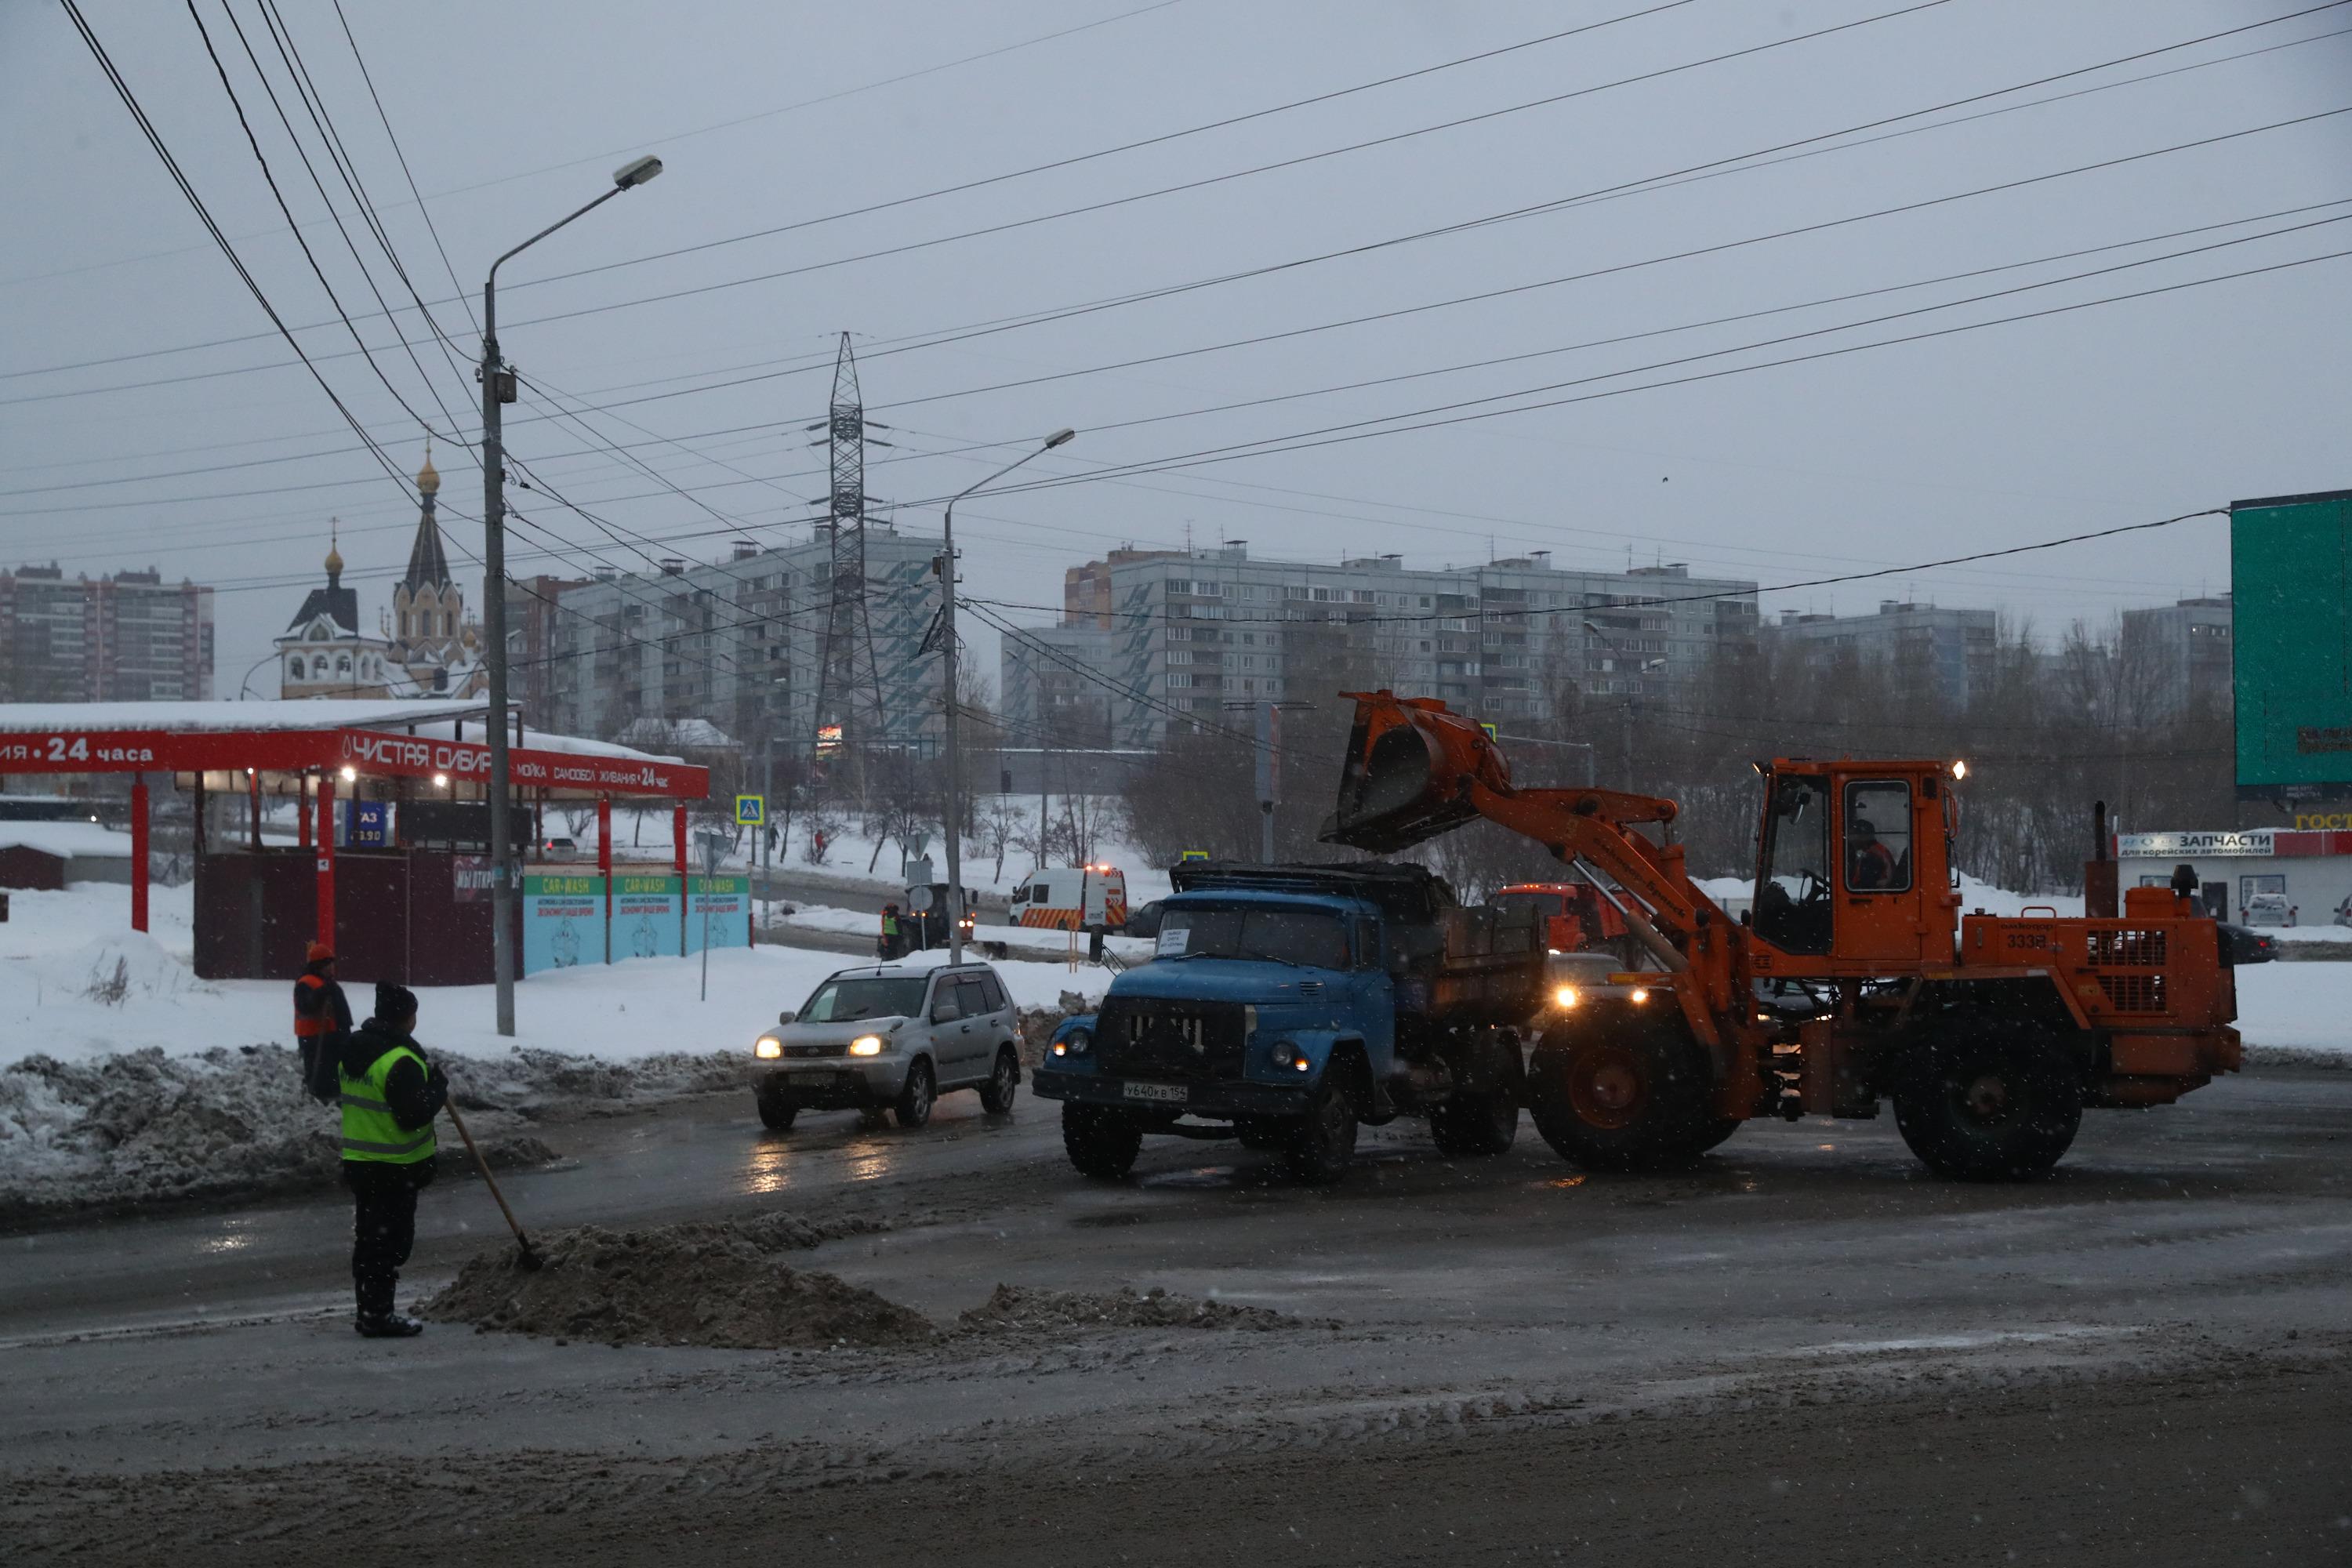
(1009, 863, 1128, 931)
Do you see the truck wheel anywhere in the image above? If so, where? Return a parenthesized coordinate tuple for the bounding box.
(1527, 1018, 1711, 1172)
(978, 1048, 1019, 1114)
(894, 1059, 936, 1129)
(755, 1083, 797, 1131)
(1429, 1032, 1523, 1157)
(1893, 1030, 2082, 1181)
(1062, 1102, 1142, 1178)
(1282, 1076, 1359, 1184)
(1234, 1117, 1287, 1151)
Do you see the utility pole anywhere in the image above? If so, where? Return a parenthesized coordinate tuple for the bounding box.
(941, 429, 1076, 964)
(478, 153, 663, 1037)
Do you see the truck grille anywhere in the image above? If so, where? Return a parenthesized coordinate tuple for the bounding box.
(1096, 996, 1249, 1080)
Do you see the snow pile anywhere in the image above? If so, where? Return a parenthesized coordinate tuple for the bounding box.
(0, 1045, 554, 1222)
(956, 1283, 1321, 1335)
(421, 1214, 924, 1349)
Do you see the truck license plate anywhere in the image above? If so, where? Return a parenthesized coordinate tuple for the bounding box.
(1123, 1082, 1188, 1104)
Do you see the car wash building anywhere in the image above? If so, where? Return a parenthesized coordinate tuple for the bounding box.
(0, 699, 726, 983)
(2118, 826, 2352, 927)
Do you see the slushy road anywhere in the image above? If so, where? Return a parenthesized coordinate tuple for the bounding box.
(5, 1068, 2347, 1565)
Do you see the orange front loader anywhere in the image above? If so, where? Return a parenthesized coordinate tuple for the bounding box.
(1323, 691, 2245, 1180)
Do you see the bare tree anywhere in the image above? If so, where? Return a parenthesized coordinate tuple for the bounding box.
(978, 796, 1020, 880)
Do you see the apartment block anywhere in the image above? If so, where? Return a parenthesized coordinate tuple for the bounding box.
(0, 564, 215, 702)
(542, 528, 942, 754)
(1012, 545, 1759, 750)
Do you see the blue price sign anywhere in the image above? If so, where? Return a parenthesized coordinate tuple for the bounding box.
(734, 793, 765, 826)
(343, 800, 390, 848)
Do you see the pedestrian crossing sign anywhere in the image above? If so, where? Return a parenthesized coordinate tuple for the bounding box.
(735, 793, 765, 826)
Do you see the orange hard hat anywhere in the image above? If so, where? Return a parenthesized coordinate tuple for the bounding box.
(306, 942, 336, 964)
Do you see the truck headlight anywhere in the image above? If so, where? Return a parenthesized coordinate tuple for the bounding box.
(1628, 987, 1650, 1005)
(1553, 985, 1579, 1010)
(1266, 1040, 1310, 1073)
(1053, 1026, 1092, 1058)
(754, 1036, 782, 1059)
(848, 1035, 884, 1056)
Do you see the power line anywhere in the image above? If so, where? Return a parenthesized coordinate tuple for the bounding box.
(0, 0, 1193, 296)
(183, 0, 459, 447)
(966, 238, 2352, 520)
(15, 2, 2343, 432)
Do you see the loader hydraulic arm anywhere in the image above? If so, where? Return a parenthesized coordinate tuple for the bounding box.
(1321, 691, 1722, 971)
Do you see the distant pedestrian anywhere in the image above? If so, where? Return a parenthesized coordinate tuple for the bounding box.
(292, 942, 352, 1104)
(339, 981, 448, 1338)
(879, 902, 904, 960)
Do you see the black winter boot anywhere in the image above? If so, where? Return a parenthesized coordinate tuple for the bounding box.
(355, 1312, 425, 1338)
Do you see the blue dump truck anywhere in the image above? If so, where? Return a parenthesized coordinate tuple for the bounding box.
(1030, 861, 1547, 1182)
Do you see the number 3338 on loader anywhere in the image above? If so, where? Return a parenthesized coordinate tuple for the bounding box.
(1321, 691, 2252, 1181)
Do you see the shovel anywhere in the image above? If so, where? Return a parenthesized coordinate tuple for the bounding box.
(444, 1098, 546, 1271)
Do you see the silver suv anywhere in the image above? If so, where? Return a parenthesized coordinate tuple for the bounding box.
(750, 962, 1022, 1131)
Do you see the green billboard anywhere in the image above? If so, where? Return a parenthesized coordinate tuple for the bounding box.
(2231, 489, 2352, 800)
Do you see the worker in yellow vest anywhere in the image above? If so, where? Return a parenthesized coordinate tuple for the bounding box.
(339, 981, 447, 1338)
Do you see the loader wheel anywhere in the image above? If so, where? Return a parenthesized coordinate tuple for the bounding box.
(1282, 1075, 1359, 1185)
(1893, 1030, 2082, 1181)
(1062, 1102, 1143, 1179)
(1528, 1016, 1712, 1172)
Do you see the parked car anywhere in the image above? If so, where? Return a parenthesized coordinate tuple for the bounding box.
(749, 962, 1022, 1131)
(539, 836, 581, 860)
(2242, 892, 2291, 927)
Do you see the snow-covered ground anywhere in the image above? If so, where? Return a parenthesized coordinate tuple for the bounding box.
(0, 881, 1108, 1072)
(0, 879, 1109, 1218)
(4, 870, 2342, 1218)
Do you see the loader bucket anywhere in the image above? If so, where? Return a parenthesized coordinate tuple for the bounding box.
(1320, 691, 1503, 852)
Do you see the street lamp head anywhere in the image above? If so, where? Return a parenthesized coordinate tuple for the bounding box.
(613, 154, 665, 189)
(1044, 427, 1077, 448)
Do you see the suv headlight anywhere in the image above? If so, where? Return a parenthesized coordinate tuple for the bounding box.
(754, 1036, 782, 1059)
(848, 1035, 884, 1057)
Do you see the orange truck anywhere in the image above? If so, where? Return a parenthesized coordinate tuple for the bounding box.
(1491, 882, 1632, 960)
(1323, 691, 2249, 1181)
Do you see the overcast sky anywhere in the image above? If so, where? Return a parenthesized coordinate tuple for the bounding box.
(3, 0, 2347, 701)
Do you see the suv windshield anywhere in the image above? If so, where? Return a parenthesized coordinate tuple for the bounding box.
(1158, 905, 1350, 969)
(800, 975, 928, 1022)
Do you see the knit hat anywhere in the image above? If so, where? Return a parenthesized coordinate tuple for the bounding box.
(375, 981, 419, 1022)
(306, 941, 335, 965)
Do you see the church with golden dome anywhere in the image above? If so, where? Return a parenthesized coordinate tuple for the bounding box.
(276, 447, 485, 700)
(389, 443, 485, 697)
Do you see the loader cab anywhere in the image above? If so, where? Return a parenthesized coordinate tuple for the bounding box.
(1753, 760, 1958, 969)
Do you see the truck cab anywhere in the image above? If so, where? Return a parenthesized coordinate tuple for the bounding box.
(1031, 862, 1537, 1184)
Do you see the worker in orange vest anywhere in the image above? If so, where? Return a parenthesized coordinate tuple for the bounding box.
(294, 942, 353, 1103)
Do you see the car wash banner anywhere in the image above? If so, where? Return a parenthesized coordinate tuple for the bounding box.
(686, 874, 748, 954)
(612, 872, 681, 960)
(521, 873, 603, 975)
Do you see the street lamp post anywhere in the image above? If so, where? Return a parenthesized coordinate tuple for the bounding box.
(940, 429, 1076, 965)
(480, 154, 663, 1037)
